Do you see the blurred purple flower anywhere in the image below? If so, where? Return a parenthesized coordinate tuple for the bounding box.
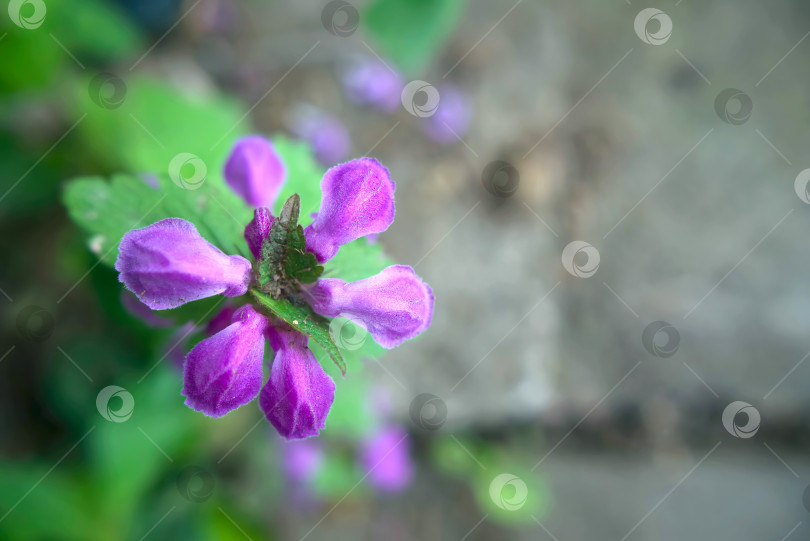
(423, 84, 472, 145)
(361, 426, 414, 493)
(287, 105, 351, 165)
(283, 438, 324, 483)
(139, 173, 160, 190)
(115, 136, 434, 440)
(342, 57, 403, 113)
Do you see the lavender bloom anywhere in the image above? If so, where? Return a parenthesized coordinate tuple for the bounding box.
(308, 265, 433, 349)
(423, 84, 472, 145)
(225, 136, 286, 208)
(342, 57, 403, 113)
(183, 305, 268, 417)
(116, 218, 251, 310)
(304, 158, 395, 264)
(114, 136, 434, 440)
(260, 327, 336, 439)
(283, 438, 324, 483)
(288, 105, 351, 166)
(361, 426, 414, 492)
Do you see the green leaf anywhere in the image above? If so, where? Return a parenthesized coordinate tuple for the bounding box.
(0, 466, 94, 540)
(326, 237, 394, 282)
(72, 77, 248, 175)
(251, 290, 347, 375)
(362, 0, 467, 75)
(285, 225, 324, 283)
(90, 368, 204, 530)
(63, 172, 251, 266)
(50, 0, 143, 61)
(318, 369, 377, 439)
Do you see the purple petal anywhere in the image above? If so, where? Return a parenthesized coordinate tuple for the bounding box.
(244, 207, 275, 260)
(224, 135, 287, 208)
(303, 158, 395, 263)
(307, 265, 433, 349)
(182, 305, 268, 417)
(361, 426, 413, 493)
(116, 218, 252, 310)
(260, 327, 335, 440)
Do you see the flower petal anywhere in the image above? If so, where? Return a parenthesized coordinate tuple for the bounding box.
(116, 218, 252, 310)
(224, 135, 286, 208)
(182, 305, 268, 417)
(307, 265, 433, 349)
(260, 327, 335, 440)
(304, 158, 395, 263)
(244, 207, 275, 260)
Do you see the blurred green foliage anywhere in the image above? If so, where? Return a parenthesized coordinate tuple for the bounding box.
(363, 0, 467, 75)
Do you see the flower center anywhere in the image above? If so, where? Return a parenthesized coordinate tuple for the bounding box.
(254, 193, 323, 302)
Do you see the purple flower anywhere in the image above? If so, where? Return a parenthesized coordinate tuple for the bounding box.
(423, 84, 472, 145)
(341, 57, 403, 113)
(307, 265, 433, 349)
(287, 104, 351, 166)
(283, 438, 324, 484)
(260, 326, 335, 439)
(225, 135, 286, 208)
(114, 136, 434, 440)
(304, 158, 395, 264)
(115, 218, 251, 310)
(360, 426, 414, 493)
(183, 305, 267, 417)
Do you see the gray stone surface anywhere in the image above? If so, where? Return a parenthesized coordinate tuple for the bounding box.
(356, 0, 810, 431)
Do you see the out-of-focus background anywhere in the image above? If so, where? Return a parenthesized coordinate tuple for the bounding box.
(2, 0, 810, 539)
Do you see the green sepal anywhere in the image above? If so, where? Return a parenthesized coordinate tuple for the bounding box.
(284, 225, 323, 284)
(250, 290, 347, 376)
(257, 194, 323, 295)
